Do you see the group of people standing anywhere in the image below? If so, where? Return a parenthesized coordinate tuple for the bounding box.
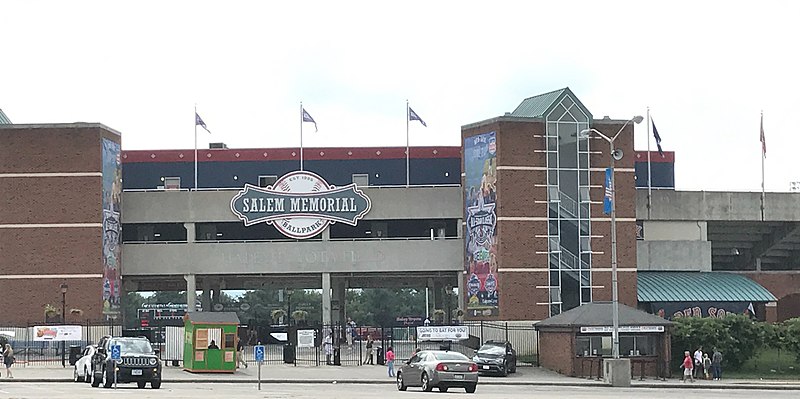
(682, 346, 723, 382)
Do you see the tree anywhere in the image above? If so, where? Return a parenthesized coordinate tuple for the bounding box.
(122, 292, 146, 328)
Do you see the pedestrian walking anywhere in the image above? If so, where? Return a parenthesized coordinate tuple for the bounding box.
(364, 335, 374, 365)
(323, 332, 334, 365)
(681, 350, 694, 383)
(345, 317, 356, 347)
(385, 346, 396, 377)
(702, 353, 712, 380)
(2, 343, 14, 379)
(712, 348, 723, 380)
(237, 338, 248, 369)
(693, 346, 704, 378)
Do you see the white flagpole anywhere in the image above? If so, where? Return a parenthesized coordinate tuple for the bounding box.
(194, 104, 198, 191)
(300, 102, 304, 171)
(646, 107, 652, 218)
(761, 110, 765, 221)
(406, 100, 410, 187)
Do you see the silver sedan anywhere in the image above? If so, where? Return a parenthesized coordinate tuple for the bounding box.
(396, 350, 479, 393)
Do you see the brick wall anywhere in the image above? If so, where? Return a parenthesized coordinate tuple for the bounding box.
(741, 273, 800, 321)
(0, 124, 119, 325)
(538, 330, 576, 375)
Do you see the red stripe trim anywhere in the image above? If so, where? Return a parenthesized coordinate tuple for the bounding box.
(122, 146, 461, 163)
(634, 151, 674, 163)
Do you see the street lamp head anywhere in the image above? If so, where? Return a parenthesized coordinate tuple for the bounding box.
(60, 283, 69, 293)
(632, 115, 644, 124)
(578, 129, 592, 139)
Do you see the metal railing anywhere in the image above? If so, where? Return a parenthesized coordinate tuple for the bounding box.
(122, 184, 461, 193)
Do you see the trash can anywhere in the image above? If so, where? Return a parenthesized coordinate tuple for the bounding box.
(333, 347, 341, 366)
(283, 343, 296, 364)
(69, 345, 82, 366)
(377, 347, 385, 365)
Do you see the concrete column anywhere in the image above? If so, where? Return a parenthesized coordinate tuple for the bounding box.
(457, 271, 466, 318)
(212, 282, 221, 309)
(184, 274, 197, 312)
(322, 273, 332, 325)
(333, 280, 346, 324)
(184, 222, 195, 243)
(201, 278, 211, 312)
(433, 281, 444, 311)
(457, 218, 463, 239)
(322, 226, 330, 241)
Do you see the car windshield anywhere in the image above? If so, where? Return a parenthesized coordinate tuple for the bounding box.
(432, 352, 469, 361)
(111, 339, 153, 354)
(478, 344, 506, 355)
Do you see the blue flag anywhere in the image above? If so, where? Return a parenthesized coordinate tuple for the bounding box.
(302, 108, 318, 132)
(604, 168, 613, 215)
(409, 107, 427, 127)
(195, 112, 210, 134)
(651, 119, 663, 156)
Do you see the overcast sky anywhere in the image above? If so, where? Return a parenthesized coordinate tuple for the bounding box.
(2, 1, 798, 192)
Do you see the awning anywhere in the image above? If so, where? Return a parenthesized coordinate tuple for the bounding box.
(638, 272, 776, 303)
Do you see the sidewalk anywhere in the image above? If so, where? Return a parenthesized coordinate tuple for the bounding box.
(3, 364, 800, 390)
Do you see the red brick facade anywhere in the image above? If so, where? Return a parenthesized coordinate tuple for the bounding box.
(0, 124, 119, 325)
(461, 116, 638, 322)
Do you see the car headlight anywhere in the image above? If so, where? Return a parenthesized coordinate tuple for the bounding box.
(149, 358, 158, 366)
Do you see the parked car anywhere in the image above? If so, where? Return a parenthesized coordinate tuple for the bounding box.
(396, 350, 478, 393)
(73, 345, 96, 382)
(472, 340, 517, 376)
(91, 335, 162, 389)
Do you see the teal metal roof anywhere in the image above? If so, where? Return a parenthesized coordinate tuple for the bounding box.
(638, 272, 777, 302)
(0, 108, 11, 124)
(511, 88, 566, 118)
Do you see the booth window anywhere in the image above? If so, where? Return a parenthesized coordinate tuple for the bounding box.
(576, 336, 603, 356)
(620, 335, 658, 356)
(224, 333, 236, 349)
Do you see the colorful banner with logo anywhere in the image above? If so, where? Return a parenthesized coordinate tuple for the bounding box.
(32, 325, 83, 341)
(416, 326, 469, 341)
(464, 131, 499, 317)
(648, 302, 755, 320)
(101, 139, 122, 315)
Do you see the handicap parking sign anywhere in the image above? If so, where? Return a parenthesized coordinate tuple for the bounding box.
(111, 344, 121, 361)
(254, 345, 265, 362)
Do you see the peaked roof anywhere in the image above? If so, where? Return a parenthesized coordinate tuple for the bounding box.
(535, 302, 672, 329)
(510, 87, 592, 121)
(0, 109, 11, 124)
(185, 311, 240, 324)
(638, 272, 776, 302)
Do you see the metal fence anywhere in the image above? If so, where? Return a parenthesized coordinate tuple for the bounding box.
(0, 321, 121, 367)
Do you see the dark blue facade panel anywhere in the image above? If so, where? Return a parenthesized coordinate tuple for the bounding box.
(634, 162, 675, 189)
(122, 158, 461, 189)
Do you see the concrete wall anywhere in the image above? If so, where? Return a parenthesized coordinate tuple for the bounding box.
(643, 221, 706, 241)
(637, 241, 712, 271)
(123, 238, 463, 276)
(638, 190, 800, 221)
(122, 186, 462, 223)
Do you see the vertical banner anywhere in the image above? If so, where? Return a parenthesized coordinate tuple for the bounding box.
(464, 132, 499, 317)
(603, 167, 613, 215)
(101, 139, 122, 316)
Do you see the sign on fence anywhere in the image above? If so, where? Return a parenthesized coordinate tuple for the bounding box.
(254, 345, 265, 362)
(32, 325, 82, 341)
(297, 329, 315, 348)
(416, 326, 469, 341)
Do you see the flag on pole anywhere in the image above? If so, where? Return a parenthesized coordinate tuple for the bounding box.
(651, 119, 663, 156)
(603, 168, 613, 215)
(302, 108, 318, 132)
(760, 113, 766, 157)
(195, 112, 211, 134)
(409, 107, 427, 127)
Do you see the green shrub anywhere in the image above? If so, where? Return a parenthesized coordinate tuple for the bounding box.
(671, 314, 762, 370)
(784, 318, 800, 362)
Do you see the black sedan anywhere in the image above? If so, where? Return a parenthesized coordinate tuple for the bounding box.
(472, 341, 517, 376)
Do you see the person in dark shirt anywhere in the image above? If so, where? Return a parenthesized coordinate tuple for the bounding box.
(208, 340, 219, 350)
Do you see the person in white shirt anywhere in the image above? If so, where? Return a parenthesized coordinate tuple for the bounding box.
(693, 346, 704, 378)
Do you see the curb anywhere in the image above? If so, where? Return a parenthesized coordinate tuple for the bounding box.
(3, 379, 800, 390)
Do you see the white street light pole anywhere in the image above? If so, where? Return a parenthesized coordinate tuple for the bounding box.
(580, 115, 642, 360)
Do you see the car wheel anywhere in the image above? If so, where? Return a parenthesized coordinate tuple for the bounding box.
(91, 368, 101, 387)
(511, 360, 517, 374)
(151, 380, 162, 389)
(137, 381, 147, 389)
(396, 372, 407, 391)
(465, 384, 477, 393)
(421, 372, 433, 392)
(102, 366, 114, 388)
(501, 361, 508, 377)
(439, 386, 449, 392)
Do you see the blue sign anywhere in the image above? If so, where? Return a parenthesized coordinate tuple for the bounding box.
(604, 167, 613, 215)
(111, 344, 121, 361)
(254, 345, 265, 362)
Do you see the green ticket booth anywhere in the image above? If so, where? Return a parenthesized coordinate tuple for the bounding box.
(183, 312, 240, 373)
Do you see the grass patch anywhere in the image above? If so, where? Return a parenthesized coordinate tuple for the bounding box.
(723, 348, 800, 380)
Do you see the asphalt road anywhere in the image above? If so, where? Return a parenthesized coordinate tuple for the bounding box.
(1, 383, 799, 399)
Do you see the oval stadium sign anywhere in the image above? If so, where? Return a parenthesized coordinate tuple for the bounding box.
(230, 171, 372, 239)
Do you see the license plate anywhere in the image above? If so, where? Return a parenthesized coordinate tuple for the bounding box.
(482, 365, 490, 370)
(131, 369, 142, 376)
(454, 374, 465, 380)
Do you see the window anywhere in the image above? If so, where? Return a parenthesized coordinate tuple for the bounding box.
(352, 174, 369, 187)
(548, 187, 560, 203)
(164, 177, 181, 190)
(259, 175, 277, 187)
(579, 187, 591, 203)
(224, 333, 236, 349)
(580, 236, 591, 253)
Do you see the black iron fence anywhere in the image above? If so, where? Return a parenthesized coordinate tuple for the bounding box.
(0, 320, 121, 367)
